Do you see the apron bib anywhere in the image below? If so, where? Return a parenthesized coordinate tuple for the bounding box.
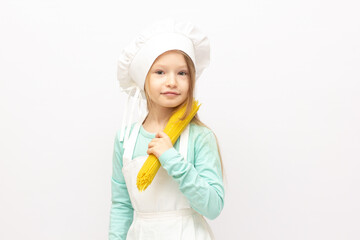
(121, 122, 215, 240)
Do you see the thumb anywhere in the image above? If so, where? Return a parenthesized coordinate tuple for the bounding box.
(156, 131, 166, 138)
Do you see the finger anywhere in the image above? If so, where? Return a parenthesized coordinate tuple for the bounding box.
(149, 140, 157, 146)
(147, 146, 153, 152)
(148, 141, 157, 147)
(156, 131, 166, 138)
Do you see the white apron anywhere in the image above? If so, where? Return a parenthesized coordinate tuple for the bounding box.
(122, 122, 215, 240)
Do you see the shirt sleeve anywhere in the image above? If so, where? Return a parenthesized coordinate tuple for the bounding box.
(109, 130, 134, 240)
(158, 129, 225, 220)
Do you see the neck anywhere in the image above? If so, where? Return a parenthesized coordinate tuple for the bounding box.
(143, 106, 174, 130)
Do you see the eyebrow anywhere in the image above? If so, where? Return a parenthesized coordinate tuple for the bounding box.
(153, 64, 188, 69)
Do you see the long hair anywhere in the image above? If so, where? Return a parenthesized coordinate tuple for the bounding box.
(143, 50, 224, 177)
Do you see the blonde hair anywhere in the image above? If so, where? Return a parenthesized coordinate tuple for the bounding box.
(143, 50, 224, 177)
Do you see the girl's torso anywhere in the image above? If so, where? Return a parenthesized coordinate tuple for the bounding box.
(121, 122, 215, 240)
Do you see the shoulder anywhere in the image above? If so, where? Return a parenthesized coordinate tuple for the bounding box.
(189, 122, 216, 143)
(189, 123, 220, 161)
(114, 122, 138, 143)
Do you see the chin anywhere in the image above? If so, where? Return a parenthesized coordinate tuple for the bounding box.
(160, 100, 183, 108)
(162, 103, 181, 108)
(153, 97, 187, 109)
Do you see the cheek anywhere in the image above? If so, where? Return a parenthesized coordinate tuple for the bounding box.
(182, 79, 190, 92)
(148, 78, 161, 92)
(151, 81, 162, 90)
(148, 85, 163, 98)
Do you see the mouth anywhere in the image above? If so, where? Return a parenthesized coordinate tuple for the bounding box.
(161, 92, 180, 95)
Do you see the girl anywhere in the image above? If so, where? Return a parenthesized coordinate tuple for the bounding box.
(109, 19, 225, 240)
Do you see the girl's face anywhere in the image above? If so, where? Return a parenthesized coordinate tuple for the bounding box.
(146, 50, 190, 110)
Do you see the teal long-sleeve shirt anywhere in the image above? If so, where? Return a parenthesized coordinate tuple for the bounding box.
(109, 122, 225, 240)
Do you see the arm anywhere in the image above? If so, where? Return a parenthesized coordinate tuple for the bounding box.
(158, 129, 225, 220)
(109, 130, 134, 240)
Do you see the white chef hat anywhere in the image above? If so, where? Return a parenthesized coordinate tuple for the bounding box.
(117, 18, 210, 149)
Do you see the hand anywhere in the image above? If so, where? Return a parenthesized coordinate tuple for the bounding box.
(147, 131, 173, 159)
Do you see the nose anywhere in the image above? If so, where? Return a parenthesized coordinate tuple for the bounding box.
(166, 73, 177, 87)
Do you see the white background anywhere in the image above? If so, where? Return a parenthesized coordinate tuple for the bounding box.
(1, 0, 359, 239)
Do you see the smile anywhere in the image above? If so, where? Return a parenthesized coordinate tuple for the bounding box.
(162, 91, 180, 95)
(161, 93, 180, 97)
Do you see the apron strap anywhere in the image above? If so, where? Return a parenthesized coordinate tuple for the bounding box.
(123, 122, 141, 166)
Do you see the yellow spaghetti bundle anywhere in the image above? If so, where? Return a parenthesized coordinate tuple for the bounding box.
(136, 99, 201, 191)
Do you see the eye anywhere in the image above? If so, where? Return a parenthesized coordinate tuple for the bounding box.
(178, 71, 188, 76)
(155, 70, 164, 75)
